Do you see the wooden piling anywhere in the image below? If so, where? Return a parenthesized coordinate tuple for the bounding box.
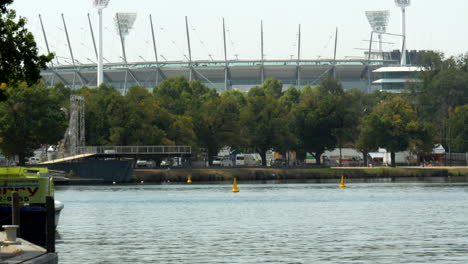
(45, 196, 55, 253)
(11, 191, 20, 236)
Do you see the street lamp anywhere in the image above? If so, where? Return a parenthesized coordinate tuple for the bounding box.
(93, 0, 110, 86)
(395, 0, 411, 65)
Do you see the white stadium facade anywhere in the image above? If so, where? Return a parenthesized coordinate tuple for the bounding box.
(39, 0, 416, 94)
(40, 58, 400, 93)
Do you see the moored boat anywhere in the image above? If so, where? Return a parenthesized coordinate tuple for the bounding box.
(0, 167, 63, 228)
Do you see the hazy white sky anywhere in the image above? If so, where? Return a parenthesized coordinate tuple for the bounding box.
(10, 0, 468, 64)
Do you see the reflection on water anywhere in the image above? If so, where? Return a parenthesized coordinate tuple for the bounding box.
(55, 183, 468, 263)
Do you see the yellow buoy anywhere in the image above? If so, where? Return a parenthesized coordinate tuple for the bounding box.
(232, 177, 239, 193)
(339, 175, 346, 188)
(187, 175, 192, 184)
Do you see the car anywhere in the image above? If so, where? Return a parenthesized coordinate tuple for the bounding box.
(212, 156, 222, 166)
(26, 156, 41, 164)
(136, 159, 156, 168)
(271, 158, 287, 167)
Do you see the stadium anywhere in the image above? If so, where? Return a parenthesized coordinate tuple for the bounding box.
(40, 58, 402, 93)
(40, 1, 415, 93)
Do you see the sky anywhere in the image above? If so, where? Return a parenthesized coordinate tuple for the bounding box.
(9, 0, 468, 64)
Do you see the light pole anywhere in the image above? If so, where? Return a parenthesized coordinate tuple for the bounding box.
(365, 10, 390, 57)
(395, 0, 411, 65)
(93, 0, 110, 86)
(114, 13, 137, 64)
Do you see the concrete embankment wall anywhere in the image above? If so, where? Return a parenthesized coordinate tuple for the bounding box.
(133, 167, 468, 183)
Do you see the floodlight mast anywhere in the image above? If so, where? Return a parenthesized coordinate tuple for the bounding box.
(114, 13, 137, 64)
(365, 11, 389, 54)
(395, 0, 411, 65)
(93, 0, 110, 86)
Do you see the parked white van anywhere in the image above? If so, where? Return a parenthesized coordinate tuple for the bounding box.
(235, 154, 261, 166)
(221, 156, 233, 167)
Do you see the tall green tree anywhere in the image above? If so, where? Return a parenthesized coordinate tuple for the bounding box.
(0, 3, 52, 86)
(448, 105, 468, 153)
(262, 78, 283, 98)
(347, 89, 383, 166)
(81, 84, 126, 145)
(117, 86, 168, 145)
(408, 52, 468, 150)
(194, 94, 241, 164)
(359, 96, 430, 167)
(0, 83, 67, 164)
(241, 85, 293, 166)
(293, 78, 346, 165)
(0, 1, 12, 14)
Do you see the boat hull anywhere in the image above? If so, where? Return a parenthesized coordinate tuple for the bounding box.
(36, 159, 135, 183)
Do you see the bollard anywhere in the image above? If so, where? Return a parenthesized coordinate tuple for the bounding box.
(2, 225, 20, 244)
(232, 178, 239, 193)
(187, 175, 192, 184)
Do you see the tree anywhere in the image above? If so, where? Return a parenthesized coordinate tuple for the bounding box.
(193, 94, 241, 165)
(0, 1, 13, 13)
(279, 86, 301, 112)
(359, 96, 429, 167)
(448, 105, 468, 153)
(347, 89, 383, 166)
(293, 78, 346, 165)
(0, 82, 67, 164)
(118, 86, 169, 145)
(262, 78, 283, 98)
(408, 52, 468, 151)
(81, 84, 126, 145)
(0, 4, 53, 86)
(153, 76, 191, 115)
(240, 86, 294, 166)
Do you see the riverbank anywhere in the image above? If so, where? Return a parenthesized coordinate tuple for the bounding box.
(133, 167, 468, 183)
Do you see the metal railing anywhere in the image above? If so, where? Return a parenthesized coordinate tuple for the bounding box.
(75, 145, 191, 155)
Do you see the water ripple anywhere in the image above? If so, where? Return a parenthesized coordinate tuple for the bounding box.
(55, 183, 468, 263)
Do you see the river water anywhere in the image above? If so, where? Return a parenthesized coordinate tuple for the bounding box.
(55, 183, 468, 263)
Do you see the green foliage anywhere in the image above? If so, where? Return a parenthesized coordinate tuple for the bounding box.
(81, 84, 125, 145)
(292, 77, 348, 164)
(279, 87, 301, 112)
(408, 52, 468, 151)
(359, 96, 431, 166)
(0, 8, 53, 86)
(0, 0, 12, 14)
(448, 105, 468, 152)
(194, 94, 242, 163)
(241, 86, 294, 166)
(153, 76, 191, 115)
(0, 83, 67, 164)
(262, 78, 283, 98)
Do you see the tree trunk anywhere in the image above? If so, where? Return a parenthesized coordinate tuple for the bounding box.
(391, 151, 396, 167)
(259, 151, 267, 167)
(296, 151, 307, 163)
(339, 145, 343, 167)
(18, 154, 26, 166)
(316, 152, 323, 165)
(362, 151, 368, 167)
(207, 149, 214, 166)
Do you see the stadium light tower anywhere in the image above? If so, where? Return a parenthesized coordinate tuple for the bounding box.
(114, 13, 137, 64)
(395, 0, 411, 65)
(365, 11, 390, 54)
(93, 0, 110, 86)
